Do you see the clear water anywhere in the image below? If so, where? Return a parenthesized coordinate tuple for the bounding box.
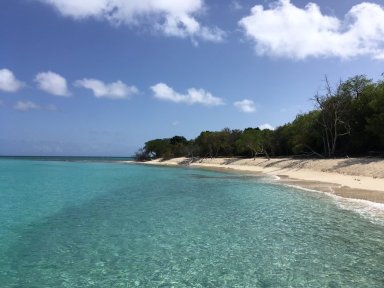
(0, 159, 383, 287)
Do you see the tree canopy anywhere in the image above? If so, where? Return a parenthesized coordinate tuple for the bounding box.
(136, 75, 384, 160)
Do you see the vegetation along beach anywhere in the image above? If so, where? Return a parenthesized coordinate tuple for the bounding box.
(2, 0, 384, 287)
(135, 75, 384, 202)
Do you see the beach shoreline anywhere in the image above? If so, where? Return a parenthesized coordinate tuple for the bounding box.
(130, 157, 384, 204)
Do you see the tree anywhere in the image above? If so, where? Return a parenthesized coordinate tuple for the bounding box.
(260, 129, 274, 159)
(289, 111, 323, 157)
(169, 136, 188, 157)
(170, 136, 188, 146)
(236, 128, 260, 158)
(347, 80, 377, 154)
(271, 124, 294, 156)
(219, 128, 242, 156)
(134, 148, 150, 161)
(195, 131, 214, 158)
(186, 140, 200, 158)
(137, 74, 384, 159)
(236, 128, 272, 159)
(314, 77, 353, 157)
(366, 80, 384, 148)
(339, 75, 372, 99)
(144, 138, 171, 158)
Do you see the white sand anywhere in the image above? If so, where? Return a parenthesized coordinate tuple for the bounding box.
(139, 157, 384, 203)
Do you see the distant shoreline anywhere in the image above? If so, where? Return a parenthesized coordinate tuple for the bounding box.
(132, 157, 384, 204)
(0, 156, 134, 163)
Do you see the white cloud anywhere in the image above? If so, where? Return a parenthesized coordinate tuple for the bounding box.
(14, 100, 41, 111)
(151, 82, 224, 106)
(46, 104, 58, 111)
(259, 123, 275, 130)
(239, 0, 384, 60)
(231, 1, 243, 11)
(75, 79, 138, 99)
(14, 100, 58, 112)
(35, 71, 70, 96)
(0, 69, 24, 92)
(234, 99, 255, 113)
(38, 0, 225, 43)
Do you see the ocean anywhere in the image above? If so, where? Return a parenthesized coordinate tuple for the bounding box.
(0, 158, 383, 287)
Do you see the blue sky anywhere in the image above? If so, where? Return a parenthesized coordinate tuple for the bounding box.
(1, 0, 384, 156)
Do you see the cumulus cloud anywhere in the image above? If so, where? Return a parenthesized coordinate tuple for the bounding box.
(239, 0, 384, 60)
(234, 99, 255, 113)
(75, 79, 138, 99)
(259, 123, 275, 130)
(38, 0, 225, 43)
(151, 82, 224, 106)
(35, 71, 70, 96)
(0, 69, 24, 92)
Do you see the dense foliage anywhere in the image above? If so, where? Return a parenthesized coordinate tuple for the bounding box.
(135, 75, 384, 160)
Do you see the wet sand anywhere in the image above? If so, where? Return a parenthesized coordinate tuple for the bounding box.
(138, 157, 384, 204)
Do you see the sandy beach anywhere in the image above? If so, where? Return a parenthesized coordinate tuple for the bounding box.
(138, 157, 384, 204)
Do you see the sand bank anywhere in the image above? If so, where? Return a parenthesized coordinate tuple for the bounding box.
(139, 157, 384, 204)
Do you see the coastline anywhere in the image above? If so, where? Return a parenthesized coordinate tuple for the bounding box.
(132, 157, 384, 204)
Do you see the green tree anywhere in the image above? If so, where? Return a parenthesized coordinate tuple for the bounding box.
(134, 148, 150, 161)
(236, 128, 272, 159)
(144, 138, 171, 158)
(137, 74, 384, 159)
(339, 75, 372, 99)
(236, 128, 260, 158)
(347, 80, 377, 154)
(195, 131, 220, 158)
(271, 124, 294, 156)
(219, 128, 242, 156)
(314, 77, 353, 157)
(366, 80, 384, 148)
(289, 111, 323, 157)
(169, 136, 188, 157)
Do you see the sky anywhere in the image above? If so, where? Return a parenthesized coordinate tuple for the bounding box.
(1, 0, 384, 156)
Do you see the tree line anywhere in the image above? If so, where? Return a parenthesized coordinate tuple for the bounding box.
(135, 75, 384, 160)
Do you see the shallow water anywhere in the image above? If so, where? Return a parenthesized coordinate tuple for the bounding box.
(0, 159, 383, 287)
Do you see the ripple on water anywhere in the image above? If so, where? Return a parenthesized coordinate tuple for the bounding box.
(0, 160, 383, 287)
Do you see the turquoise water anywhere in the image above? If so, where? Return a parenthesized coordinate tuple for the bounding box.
(0, 159, 383, 287)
